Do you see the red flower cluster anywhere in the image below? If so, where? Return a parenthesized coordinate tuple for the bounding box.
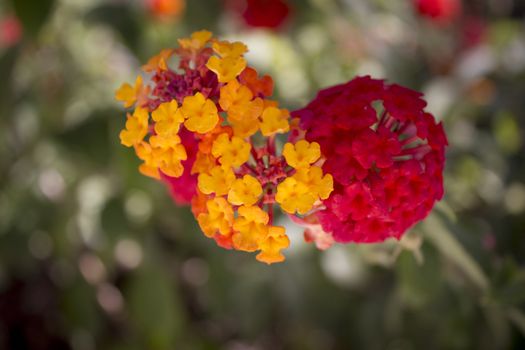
(293, 76, 447, 243)
(413, 0, 462, 24)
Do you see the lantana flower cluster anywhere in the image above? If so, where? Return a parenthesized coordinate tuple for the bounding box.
(115, 31, 447, 264)
(293, 76, 447, 244)
(116, 31, 333, 264)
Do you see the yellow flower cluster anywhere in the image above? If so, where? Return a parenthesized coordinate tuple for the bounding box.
(195, 125, 291, 263)
(116, 31, 222, 179)
(188, 38, 298, 264)
(117, 89, 223, 179)
(115, 30, 334, 265)
(119, 102, 188, 179)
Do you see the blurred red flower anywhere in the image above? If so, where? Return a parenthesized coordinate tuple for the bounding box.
(414, 0, 462, 24)
(146, 0, 185, 20)
(461, 16, 487, 49)
(226, 0, 291, 29)
(0, 15, 22, 48)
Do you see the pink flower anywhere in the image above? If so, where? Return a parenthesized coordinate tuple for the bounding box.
(413, 0, 462, 24)
(292, 76, 447, 243)
(0, 15, 22, 48)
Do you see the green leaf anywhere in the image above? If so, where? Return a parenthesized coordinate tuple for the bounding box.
(55, 110, 115, 167)
(125, 255, 184, 349)
(507, 308, 525, 338)
(100, 197, 129, 242)
(423, 214, 489, 293)
(396, 246, 442, 308)
(0, 47, 20, 116)
(84, 4, 141, 52)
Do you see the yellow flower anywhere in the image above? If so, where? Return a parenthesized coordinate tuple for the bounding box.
(134, 133, 187, 179)
(227, 175, 263, 206)
(138, 163, 160, 179)
(197, 165, 236, 196)
(120, 107, 149, 147)
(275, 177, 316, 215)
(219, 79, 263, 122)
(212, 40, 248, 58)
(293, 166, 334, 200)
(232, 206, 269, 252)
(256, 226, 290, 264)
(178, 30, 213, 50)
(260, 107, 290, 136)
(148, 133, 180, 148)
(211, 133, 251, 168)
(219, 79, 251, 110)
(142, 49, 174, 72)
(135, 142, 160, 179)
(282, 140, 321, 169)
(197, 197, 234, 237)
(230, 118, 260, 138)
(181, 92, 219, 134)
(157, 147, 187, 177)
(151, 100, 184, 137)
(148, 134, 187, 177)
(197, 121, 232, 154)
(115, 75, 147, 108)
(206, 56, 247, 83)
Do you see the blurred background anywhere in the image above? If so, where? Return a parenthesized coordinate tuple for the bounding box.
(0, 0, 524, 349)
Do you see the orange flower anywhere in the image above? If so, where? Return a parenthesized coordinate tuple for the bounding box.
(239, 67, 274, 97)
(256, 226, 290, 264)
(260, 106, 290, 136)
(178, 30, 212, 50)
(227, 175, 263, 206)
(232, 206, 269, 252)
(115, 75, 150, 108)
(282, 140, 321, 169)
(212, 40, 248, 58)
(230, 118, 260, 138)
(197, 165, 236, 196)
(197, 197, 234, 237)
(191, 151, 217, 174)
(206, 56, 247, 83)
(197, 122, 233, 154)
(142, 49, 175, 72)
(147, 0, 185, 20)
(181, 92, 219, 134)
(219, 79, 264, 122)
(211, 133, 251, 168)
(119, 107, 149, 147)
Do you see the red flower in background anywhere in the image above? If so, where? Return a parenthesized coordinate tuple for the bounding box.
(0, 15, 22, 48)
(293, 76, 447, 243)
(225, 0, 291, 29)
(414, 0, 462, 24)
(461, 16, 487, 49)
(146, 0, 185, 20)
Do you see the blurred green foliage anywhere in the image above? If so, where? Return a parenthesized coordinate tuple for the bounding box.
(0, 0, 524, 349)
